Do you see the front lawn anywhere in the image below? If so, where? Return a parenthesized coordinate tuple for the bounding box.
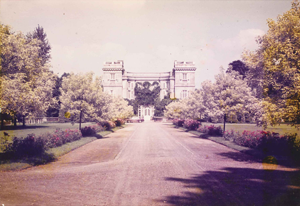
(203, 123, 299, 139)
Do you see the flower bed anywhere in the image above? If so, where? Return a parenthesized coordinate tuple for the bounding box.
(172, 119, 185, 127)
(197, 125, 223, 136)
(98, 121, 116, 131)
(183, 119, 201, 130)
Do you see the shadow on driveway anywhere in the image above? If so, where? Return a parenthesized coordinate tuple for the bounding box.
(160, 166, 300, 206)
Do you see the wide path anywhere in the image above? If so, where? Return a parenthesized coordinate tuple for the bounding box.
(1, 122, 299, 206)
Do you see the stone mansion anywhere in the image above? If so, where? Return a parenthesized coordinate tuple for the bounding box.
(102, 60, 196, 100)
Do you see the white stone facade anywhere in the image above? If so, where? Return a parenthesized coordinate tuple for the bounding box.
(102, 60, 196, 100)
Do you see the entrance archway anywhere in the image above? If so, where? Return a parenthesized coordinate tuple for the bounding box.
(138, 105, 154, 121)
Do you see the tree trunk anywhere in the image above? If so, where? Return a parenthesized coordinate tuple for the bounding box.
(223, 114, 226, 135)
(79, 110, 82, 130)
(14, 115, 17, 127)
(0, 114, 3, 130)
(22, 115, 26, 127)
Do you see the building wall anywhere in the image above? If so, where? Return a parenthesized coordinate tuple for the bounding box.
(102, 60, 196, 100)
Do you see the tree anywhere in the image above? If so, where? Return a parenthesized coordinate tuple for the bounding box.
(180, 90, 207, 120)
(46, 73, 70, 117)
(59, 72, 102, 130)
(134, 81, 161, 106)
(26, 25, 51, 66)
(109, 96, 134, 120)
(202, 71, 260, 131)
(243, 0, 300, 126)
(164, 101, 182, 119)
(226, 60, 249, 79)
(0, 25, 56, 126)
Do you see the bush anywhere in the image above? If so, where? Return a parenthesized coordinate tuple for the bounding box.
(173, 119, 184, 127)
(224, 129, 300, 157)
(115, 119, 125, 126)
(42, 128, 82, 148)
(197, 125, 223, 136)
(81, 124, 104, 137)
(5, 134, 46, 158)
(98, 121, 112, 131)
(183, 119, 201, 130)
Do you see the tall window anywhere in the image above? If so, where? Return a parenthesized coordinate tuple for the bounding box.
(111, 73, 115, 80)
(182, 90, 187, 99)
(183, 73, 187, 80)
(131, 82, 134, 89)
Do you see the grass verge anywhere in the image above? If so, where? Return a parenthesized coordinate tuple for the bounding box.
(0, 126, 126, 171)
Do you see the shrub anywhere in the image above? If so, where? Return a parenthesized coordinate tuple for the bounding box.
(197, 125, 223, 136)
(115, 119, 125, 126)
(5, 134, 46, 158)
(81, 124, 104, 137)
(42, 128, 82, 148)
(224, 129, 300, 157)
(173, 119, 184, 127)
(183, 119, 201, 130)
(98, 121, 112, 131)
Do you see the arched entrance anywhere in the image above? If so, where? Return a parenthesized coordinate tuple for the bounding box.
(138, 105, 154, 121)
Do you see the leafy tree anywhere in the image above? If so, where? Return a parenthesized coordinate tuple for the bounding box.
(109, 96, 134, 120)
(226, 60, 249, 79)
(0, 25, 56, 126)
(125, 99, 139, 115)
(243, 0, 300, 126)
(134, 81, 161, 106)
(26, 25, 51, 66)
(201, 71, 260, 131)
(46, 73, 70, 117)
(154, 93, 174, 117)
(180, 90, 207, 120)
(59, 72, 102, 129)
(164, 101, 182, 119)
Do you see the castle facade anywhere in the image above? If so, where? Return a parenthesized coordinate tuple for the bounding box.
(102, 60, 196, 100)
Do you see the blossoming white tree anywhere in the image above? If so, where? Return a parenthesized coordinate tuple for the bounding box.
(59, 72, 103, 129)
(202, 71, 260, 131)
(0, 25, 57, 126)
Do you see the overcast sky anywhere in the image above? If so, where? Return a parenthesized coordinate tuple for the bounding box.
(0, 0, 293, 87)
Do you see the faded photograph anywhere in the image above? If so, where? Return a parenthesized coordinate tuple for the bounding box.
(0, 0, 300, 205)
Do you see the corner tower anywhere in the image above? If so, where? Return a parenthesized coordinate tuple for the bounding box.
(102, 60, 124, 97)
(172, 61, 196, 99)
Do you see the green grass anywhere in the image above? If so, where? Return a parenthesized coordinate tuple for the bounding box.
(0, 125, 126, 171)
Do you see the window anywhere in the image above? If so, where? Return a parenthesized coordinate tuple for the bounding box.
(183, 73, 187, 80)
(181, 90, 187, 99)
(163, 82, 166, 89)
(110, 90, 114, 95)
(131, 82, 134, 89)
(130, 91, 134, 99)
(111, 73, 115, 80)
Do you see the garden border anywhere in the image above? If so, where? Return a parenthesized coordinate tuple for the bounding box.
(0, 125, 127, 171)
(171, 125, 295, 165)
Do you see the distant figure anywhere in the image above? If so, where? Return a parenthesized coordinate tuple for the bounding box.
(4, 132, 9, 137)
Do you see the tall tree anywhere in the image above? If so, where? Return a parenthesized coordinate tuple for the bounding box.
(243, 0, 300, 126)
(202, 71, 260, 131)
(27, 25, 51, 66)
(226, 60, 249, 79)
(46, 72, 70, 117)
(59, 72, 101, 130)
(0, 25, 56, 126)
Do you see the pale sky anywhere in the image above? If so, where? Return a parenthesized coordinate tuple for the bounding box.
(0, 0, 293, 87)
